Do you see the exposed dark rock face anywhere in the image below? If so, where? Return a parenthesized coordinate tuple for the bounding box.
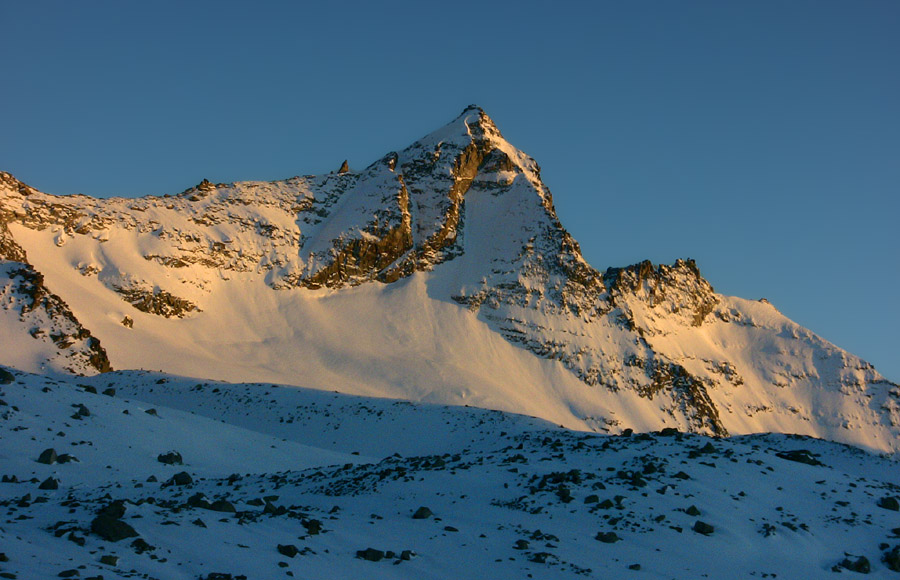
(0, 263, 111, 374)
(604, 259, 718, 328)
(113, 285, 199, 318)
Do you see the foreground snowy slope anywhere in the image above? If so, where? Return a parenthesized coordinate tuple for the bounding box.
(0, 106, 897, 453)
(2, 368, 900, 579)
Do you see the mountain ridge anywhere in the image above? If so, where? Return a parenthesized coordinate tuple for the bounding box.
(1, 106, 897, 453)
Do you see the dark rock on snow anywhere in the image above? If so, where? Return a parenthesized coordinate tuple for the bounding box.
(91, 516, 138, 542)
(839, 555, 871, 574)
(37, 448, 57, 465)
(692, 521, 715, 535)
(878, 496, 900, 511)
(38, 477, 59, 490)
(165, 472, 193, 486)
(412, 506, 433, 519)
(276, 544, 299, 558)
(157, 451, 183, 465)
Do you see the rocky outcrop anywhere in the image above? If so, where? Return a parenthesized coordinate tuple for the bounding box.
(112, 285, 199, 319)
(604, 259, 718, 328)
(0, 262, 111, 374)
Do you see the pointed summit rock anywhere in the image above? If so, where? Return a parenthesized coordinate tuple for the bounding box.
(337, 160, 350, 174)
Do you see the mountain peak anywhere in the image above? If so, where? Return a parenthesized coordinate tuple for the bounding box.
(0, 107, 896, 454)
(459, 104, 485, 117)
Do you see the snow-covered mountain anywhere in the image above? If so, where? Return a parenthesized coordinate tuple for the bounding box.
(0, 105, 897, 453)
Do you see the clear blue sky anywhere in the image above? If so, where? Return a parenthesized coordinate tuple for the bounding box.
(2, 1, 898, 380)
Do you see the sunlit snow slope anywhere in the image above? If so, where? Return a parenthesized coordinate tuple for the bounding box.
(1, 106, 897, 453)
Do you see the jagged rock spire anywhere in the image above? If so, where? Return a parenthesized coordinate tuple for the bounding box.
(337, 160, 350, 174)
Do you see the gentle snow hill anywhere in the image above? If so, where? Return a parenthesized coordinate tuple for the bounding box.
(0, 367, 360, 489)
(0, 105, 898, 453)
(2, 368, 900, 579)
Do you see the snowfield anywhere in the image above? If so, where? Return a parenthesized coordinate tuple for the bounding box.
(2, 367, 900, 579)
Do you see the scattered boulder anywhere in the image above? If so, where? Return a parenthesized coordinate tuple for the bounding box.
(131, 538, 154, 554)
(685, 505, 701, 516)
(692, 521, 715, 536)
(39, 477, 59, 490)
(277, 544, 299, 558)
(263, 501, 287, 516)
(883, 545, 900, 572)
(776, 450, 822, 466)
(67, 532, 85, 546)
(91, 516, 138, 542)
(0, 368, 14, 384)
(157, 451, 183, 465)
(99, 555, 119, 566)
(57, 454, 78, 464)
(412, 506, 433, 519)
(356, 548, 385, 562)
(698, 442, 717, 454)
(187, 493, 211, 509)
(878, 497, 900, 511)
(97, 500, 127, 519)
(595, 532, 621, 544)
(209, 499, 235, 513)
(514, 539, 530, 550)
(302, 519, 323, 535)
(37, 448, 58, 465)
(165, 472, 193, 487)
(102, 388, 116, 397)
(839, 556, 871, 574)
